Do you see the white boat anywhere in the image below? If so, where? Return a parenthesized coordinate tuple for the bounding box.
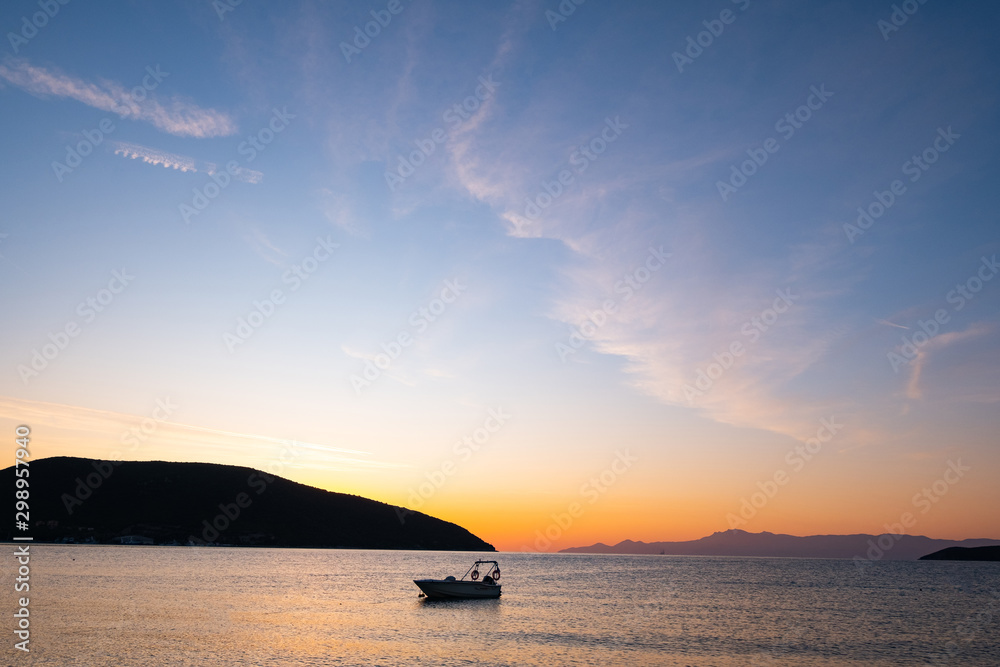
(413, 560, 501, 599)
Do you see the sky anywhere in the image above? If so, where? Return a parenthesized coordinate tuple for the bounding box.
(0, 0, 998, 552)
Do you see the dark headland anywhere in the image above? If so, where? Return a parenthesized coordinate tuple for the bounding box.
(919, 546, 1000, 561)
(2, 456, 494, 551)
(560, 529, 1000, 560)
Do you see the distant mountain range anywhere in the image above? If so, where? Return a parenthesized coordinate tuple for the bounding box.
(560, 529, 1000, 560)
(2, 457, 494, 551)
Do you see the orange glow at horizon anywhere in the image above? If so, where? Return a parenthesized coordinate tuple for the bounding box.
(3, 396, 998, 553)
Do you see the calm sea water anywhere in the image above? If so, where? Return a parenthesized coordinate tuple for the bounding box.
(5, 545, 999, 666)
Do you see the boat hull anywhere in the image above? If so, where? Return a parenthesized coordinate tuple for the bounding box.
(413, 579, 501, 599)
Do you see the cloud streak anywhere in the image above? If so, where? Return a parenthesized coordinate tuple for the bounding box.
(905, 324, 992, 400)
(0, 58, 237, 138)
(110, 141, 262, 183)
(111, 141, 197, 172)
(0, 396, 399, 473)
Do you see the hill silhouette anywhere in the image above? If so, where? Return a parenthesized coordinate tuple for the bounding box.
(919, 546, 1000, 561)
(560, 529, 1000, 560)
(2, 457, 494, 551)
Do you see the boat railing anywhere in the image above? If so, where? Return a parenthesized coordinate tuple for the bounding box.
(461, 559, 501, 583)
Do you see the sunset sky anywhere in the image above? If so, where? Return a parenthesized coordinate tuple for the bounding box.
(1, 1, 998, 552)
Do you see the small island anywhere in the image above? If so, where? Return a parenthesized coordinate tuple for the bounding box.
(919, 546, 1000, 561)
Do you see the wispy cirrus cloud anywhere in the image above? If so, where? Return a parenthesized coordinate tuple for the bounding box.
(904, 324, 992, 400)
(242, 226, 288, 267)
(0, 395, 400, 473)
(0, 58, 237, 138)
(542, 221, 855, 442)
(110, 141, 263, 183)
(427, 10, 858, 445)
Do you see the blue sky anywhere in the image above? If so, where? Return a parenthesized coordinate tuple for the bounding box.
(1, 0, 998, 549)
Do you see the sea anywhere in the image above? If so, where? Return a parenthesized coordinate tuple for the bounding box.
(6, 545, 999, 666)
